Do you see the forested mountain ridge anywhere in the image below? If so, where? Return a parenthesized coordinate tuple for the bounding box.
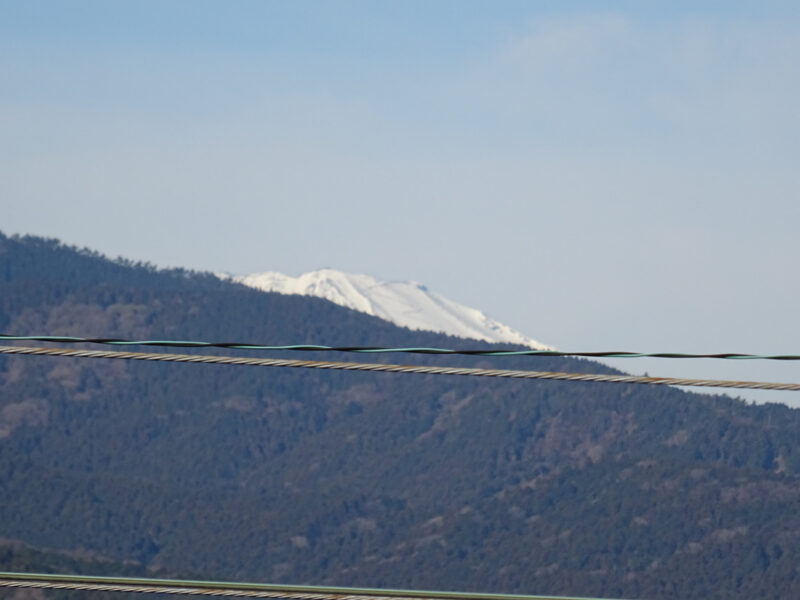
(1, 232, 799, 600)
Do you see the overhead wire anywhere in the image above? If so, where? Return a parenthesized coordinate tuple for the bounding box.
(0, 571, 618, 600)
(1, 334, 798, 361)
(1, 344, 798, 392)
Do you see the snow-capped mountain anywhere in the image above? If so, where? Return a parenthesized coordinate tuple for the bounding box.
(230, 269, 550, 349)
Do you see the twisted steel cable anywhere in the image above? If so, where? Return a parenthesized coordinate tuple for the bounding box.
(0, 344, 798, 391)
(0, 572, 612, 600)
(1, 334, 798, 360)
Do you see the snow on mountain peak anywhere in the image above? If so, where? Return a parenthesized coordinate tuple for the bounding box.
(231, 269, 550, 350)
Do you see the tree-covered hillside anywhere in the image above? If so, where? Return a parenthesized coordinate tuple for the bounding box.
(1, 232, 799, 600)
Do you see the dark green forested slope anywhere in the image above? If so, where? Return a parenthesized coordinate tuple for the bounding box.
(1, 232, 799, 600)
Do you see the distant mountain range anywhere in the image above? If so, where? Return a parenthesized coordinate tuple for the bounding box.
(2, 232, 800, 600)
(227, 269, 550, 349)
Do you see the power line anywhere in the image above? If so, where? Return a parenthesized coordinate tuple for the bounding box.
(1, 344, 798, 392)
(0, 571, 616, 600)
(1, 334, 798, 361)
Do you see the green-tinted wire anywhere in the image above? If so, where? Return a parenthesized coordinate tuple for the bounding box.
(0, 335, 797, 360)
(0, 571, 617, 600)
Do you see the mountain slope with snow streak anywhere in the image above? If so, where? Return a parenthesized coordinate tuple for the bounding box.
(231, 269, 550, 349)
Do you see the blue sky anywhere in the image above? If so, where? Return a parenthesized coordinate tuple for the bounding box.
(2, 1, 800, 405)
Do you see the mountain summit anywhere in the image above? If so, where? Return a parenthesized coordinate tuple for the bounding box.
(231, 269, 550, 349)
